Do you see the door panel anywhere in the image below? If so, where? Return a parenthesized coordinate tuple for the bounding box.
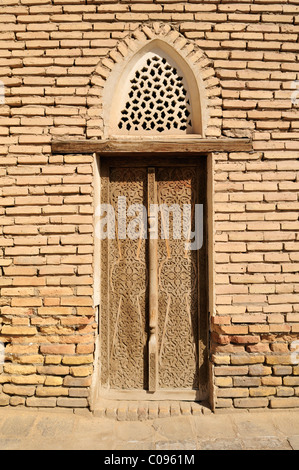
(103, 167, 148, 390)
(100, 158, 208, 400)
(157, 167, 199, 390)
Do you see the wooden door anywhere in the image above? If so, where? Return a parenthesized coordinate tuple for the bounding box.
(100, 156, 208, 401)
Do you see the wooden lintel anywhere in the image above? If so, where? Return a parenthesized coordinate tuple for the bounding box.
(51, 138, 253, 155)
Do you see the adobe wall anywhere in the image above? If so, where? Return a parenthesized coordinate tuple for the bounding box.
(0, 0, 298, 410)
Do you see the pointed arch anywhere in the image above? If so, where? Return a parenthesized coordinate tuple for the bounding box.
(88, 23, 222, 139)
(116, 45, 194, 135)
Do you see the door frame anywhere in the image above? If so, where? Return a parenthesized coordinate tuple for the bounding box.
(50, 137, 253, 411)
(94, 153, 214, 405)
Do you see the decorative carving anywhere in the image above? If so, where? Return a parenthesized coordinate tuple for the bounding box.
(108, 167, 148, 390)
(118, 54, 192, 134)
(157, 168, 199, 389)
(101, 164, 202, 395)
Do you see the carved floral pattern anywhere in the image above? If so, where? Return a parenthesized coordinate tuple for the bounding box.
(109, 168, 148, 390)
(157, 168, 199, 389)
(102, 166, 200, 393)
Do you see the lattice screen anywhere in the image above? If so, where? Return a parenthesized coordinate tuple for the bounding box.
(118, 54, 193, 134)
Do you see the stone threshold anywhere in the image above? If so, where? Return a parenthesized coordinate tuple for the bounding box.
(92, 400, 211, 421)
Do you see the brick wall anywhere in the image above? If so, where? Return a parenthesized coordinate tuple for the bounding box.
(0, 0, 299, 410)
(0, 151, 95, 408)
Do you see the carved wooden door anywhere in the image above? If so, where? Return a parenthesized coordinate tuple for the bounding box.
(100, 157, 208, 401)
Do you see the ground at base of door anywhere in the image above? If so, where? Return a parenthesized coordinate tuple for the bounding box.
(0, 407, 299, 450)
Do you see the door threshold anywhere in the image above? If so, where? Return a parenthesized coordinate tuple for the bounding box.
(93, 397, 211, 420)
(99, 389, 205, 401)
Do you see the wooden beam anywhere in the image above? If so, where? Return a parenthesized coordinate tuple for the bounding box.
(51, 138, 253, 155)
(147, 167, 159, 393)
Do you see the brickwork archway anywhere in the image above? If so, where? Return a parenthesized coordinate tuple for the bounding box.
(88, 23, 222, 139)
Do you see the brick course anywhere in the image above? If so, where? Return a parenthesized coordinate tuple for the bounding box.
(0, 0, 298, 411)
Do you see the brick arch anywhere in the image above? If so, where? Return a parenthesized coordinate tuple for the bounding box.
(87, 23, 222, 139)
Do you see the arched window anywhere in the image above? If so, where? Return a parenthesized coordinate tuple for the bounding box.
(104, 40, 204, 137)
(117, 52, 193, 135)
